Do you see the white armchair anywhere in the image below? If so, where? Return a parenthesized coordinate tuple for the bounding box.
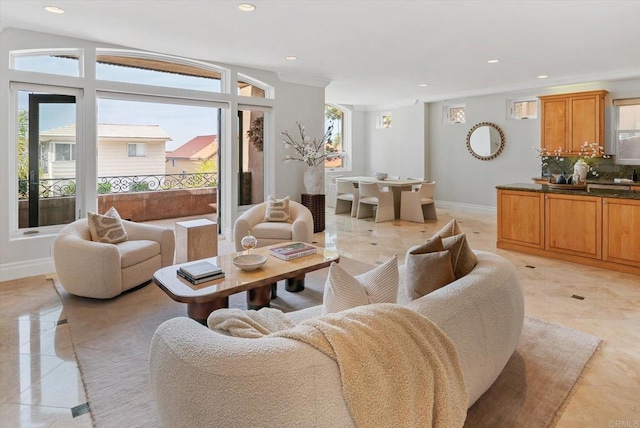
(400, 181, 438, 223)
(53, 218, 175, 299)
(335, 179, 359, 217)
(356, 182, 395, 222)
(233, 200, 314, 252)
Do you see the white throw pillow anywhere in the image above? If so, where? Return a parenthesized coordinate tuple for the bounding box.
(322, 255, 399, 314)
(264, 195, 291, 222)
(87, 206, 128, 244)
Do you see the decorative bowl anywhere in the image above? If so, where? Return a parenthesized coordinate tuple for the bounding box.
(232, 254, 267, 271)
(374, 172, 388, 180)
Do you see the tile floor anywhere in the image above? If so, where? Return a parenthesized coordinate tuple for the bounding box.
(0, 208, 638, 427)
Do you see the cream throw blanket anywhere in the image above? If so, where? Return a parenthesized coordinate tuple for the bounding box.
(208, 304, 468, 427)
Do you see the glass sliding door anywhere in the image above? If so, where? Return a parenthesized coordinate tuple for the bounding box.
(17, 90, 77, 229)
(238, 109, 264, 206)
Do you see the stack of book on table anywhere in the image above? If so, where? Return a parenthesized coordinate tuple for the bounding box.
(177, 261, 225, 284)
(269, 242, 317, 261)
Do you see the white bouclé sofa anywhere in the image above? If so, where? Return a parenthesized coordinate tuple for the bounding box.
(149, 251, 524, 427)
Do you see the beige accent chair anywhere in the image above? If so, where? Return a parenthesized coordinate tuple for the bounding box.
(53, 219, 175, 299)
(357, 182, 395, 222)
(400, 181, 438, 223)
(334, 179, 359, 217)
(233, 201, 314, 252)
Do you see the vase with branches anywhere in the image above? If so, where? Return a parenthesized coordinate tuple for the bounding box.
(535, 141, 609, 183)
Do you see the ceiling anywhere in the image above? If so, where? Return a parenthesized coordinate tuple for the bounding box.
(2, 0, 640, 108)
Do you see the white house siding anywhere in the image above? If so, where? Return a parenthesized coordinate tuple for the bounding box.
(166, 158, 217, 174)
(51, 161, 76, 179)
(98, 138, 166, 177)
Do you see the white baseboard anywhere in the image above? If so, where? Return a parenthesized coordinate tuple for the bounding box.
(0, 257, 55, 282)
(436, 200, 497, 215)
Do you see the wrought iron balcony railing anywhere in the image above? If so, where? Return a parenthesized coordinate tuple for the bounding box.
(18, 172, 218, 199)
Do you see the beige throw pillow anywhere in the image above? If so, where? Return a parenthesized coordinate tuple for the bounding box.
(442, 233, 478, 279)
(87, 206, 128, 244)
(264, 195, 291, 222)
(404, 236, 456, 300)
(322, 255, 399, 314)
(435, 218, 463, 238)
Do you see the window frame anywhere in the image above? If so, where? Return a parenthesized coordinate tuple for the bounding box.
(54, 142, 76, 161)
(127, 142, 147, 157)
(613, 98, 640, 165)
(443, 104, 466, 124)
(324, 103, 352, 172)
(508, 97, 538, 120)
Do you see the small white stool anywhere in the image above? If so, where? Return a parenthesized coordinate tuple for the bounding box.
(175, 219, 218, 263)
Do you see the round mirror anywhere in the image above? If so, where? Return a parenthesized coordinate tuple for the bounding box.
(466, 122, 505, 160)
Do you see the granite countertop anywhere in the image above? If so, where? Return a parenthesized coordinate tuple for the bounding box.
(498, 183, 640, 200)
(531, 177, 639, 186)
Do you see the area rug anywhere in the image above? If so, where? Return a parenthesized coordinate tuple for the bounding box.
(53, 257, 600, 428)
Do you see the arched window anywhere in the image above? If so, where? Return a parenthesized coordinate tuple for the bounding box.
(324, 104, 351, 170)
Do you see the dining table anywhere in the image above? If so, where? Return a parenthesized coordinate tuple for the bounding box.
(336, 176, 424, 218)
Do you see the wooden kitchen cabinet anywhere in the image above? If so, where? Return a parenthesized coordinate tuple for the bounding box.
(539, 90, 608, 154)
(497, 189, 544, 248)
(497, 184, 640, 276)
(602, 198, 640, 267)
(544, 193, 602, 259)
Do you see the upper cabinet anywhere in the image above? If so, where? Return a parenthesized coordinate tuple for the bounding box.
(539, 90, 608, 154)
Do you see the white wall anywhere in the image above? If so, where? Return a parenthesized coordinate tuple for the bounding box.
(365, 103, 427, 179)
(357, 79, 640, 213)
(427, 79, 640, 211)
(273, 82, 326, 201)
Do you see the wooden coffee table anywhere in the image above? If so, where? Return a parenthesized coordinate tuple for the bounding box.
(154, 244, 339, 323)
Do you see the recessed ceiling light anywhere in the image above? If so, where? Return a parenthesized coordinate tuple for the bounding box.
(238, 3, 256, 12)
(285, 56, 297, 60)
(487, 59, 500, 64)
(537, 75, 549, 79)
(44, 6, 64, 14)
(419, 83, 428, 87)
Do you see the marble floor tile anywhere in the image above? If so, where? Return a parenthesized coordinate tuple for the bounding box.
(0, 207, 638, 427)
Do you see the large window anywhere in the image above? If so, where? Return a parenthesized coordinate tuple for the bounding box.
(238, 108, 265, 205)
(614, 98, 640, 164)
(7, 43, 273, 242)
(11, 49, 82, 77)
(14, 87, 78, 230)
(96, 50, 223, 93)
(324, 104, 350, 170)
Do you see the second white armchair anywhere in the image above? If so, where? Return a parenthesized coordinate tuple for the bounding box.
(233, 200, 314, 252)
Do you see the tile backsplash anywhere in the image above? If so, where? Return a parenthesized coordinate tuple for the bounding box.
(541, 156, 639, 181)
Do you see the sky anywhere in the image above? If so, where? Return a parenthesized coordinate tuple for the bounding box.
(17, 55, 220, 151)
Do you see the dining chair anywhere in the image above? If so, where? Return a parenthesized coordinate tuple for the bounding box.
(407, 177, 424, 191)
(400, 181, 437, 223)
(357, 181, 395, 222)
(334, 179, 359, 216)
(326, 175, 343, 209)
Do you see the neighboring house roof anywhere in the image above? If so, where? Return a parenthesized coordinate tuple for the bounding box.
(167, 135, 218, 160)
(40, 123, 171, 141)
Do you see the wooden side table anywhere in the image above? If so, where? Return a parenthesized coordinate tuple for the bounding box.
(301, 193, 325, 233)
(175, 219, 218, 263)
